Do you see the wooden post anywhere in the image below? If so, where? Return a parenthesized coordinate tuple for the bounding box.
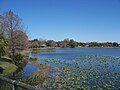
(12, 80, 18, 90)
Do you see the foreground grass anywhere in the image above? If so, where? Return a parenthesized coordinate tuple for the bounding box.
(0, 61, 17, 76)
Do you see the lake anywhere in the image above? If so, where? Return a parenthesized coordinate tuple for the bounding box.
(20, 48, 120, 89)
(35, 48, 120, 59)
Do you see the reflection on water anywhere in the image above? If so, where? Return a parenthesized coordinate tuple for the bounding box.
(17, 62, 40, 77)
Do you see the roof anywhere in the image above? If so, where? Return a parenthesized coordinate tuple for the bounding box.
(41, 44, 46, 47)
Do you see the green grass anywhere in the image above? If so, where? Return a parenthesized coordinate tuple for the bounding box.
(0, 61, 17, 76)
(29, 57, 37, 61)
(29, 57, 38, 64)
(31, 49, 56, 54)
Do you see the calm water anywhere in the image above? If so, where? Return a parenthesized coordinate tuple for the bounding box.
(37, 48, 120, 60)
(21, 48, 120, 76)
(17, 48, 120, 89)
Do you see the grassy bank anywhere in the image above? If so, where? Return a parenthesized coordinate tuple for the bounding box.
(0, 61, 17, 76)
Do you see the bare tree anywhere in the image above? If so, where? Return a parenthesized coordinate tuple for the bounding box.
(0, 10, 27, 59)
(12, 30, 28, 50)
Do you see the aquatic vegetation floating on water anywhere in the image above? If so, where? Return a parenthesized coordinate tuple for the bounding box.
(38, 64, 52, 70)
(43, 59, 62, 64)
(18, 55, 120, 90)
(42, 55, 120, 90)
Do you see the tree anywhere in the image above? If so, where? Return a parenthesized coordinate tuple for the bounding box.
(39, 38, 47, 47)
(69, 39, 76, 48)
(0, 30, 7, 58)
(112, 42, 119, 47)
(89, 42, 99, 47)
(46, 40, 56, 47)
(79, 42, 85, 47)
(56, 41, 63, 47)
(62, 38, 70, 47)
(0, 10, 26, 59)
(12, 30, 28, 50)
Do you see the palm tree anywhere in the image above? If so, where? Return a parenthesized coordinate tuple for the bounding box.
(0, 30, 7, 58)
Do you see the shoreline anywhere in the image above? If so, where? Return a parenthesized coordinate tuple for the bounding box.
(30, 47, 120, 49)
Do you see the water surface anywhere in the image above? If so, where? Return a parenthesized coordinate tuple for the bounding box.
(20, 48, 120, 89)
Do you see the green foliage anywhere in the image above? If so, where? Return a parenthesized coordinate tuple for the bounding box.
(0, 82, 12, 90)
(0, 30, 7, 57)
(0, 61, 17, 76)
(29, 57, 37, 61)
(0, 56, 12, 62)
(0, 66, 4, 73)
(14, 53, 23, 61)
(112, 42, 119, 47)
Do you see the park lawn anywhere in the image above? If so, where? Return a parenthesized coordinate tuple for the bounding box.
(0, 61, 17, 76)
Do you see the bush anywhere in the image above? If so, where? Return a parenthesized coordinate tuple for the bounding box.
(14, 53, 23, 61)
(0, 66, 4, 73)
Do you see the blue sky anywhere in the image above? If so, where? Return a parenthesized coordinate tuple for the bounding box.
(1, 0, 120, 42)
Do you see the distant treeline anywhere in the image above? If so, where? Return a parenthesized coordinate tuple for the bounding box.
(29, 38, 120, 48)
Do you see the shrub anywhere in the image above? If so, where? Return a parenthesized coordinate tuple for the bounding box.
(14, 53, 23, 61)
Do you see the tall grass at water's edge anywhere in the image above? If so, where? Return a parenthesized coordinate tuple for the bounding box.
(31, 49, 56, 54)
